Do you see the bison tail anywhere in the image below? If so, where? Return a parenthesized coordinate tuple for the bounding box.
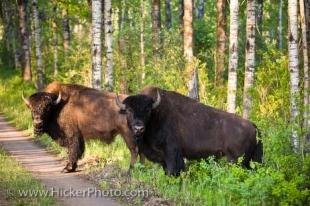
(252, 140, 263, 163)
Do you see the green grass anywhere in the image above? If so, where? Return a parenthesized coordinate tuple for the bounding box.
(0, 147, 55, 206)
(0, 69, 309, 205)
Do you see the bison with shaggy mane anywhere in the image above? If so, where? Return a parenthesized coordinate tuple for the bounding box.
(23, 82, 140, 172)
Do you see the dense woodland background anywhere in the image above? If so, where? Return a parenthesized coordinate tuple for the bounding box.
(0, 0, 310, 205)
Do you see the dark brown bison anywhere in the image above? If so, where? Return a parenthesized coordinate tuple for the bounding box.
(23, 82, 140, 172)
(116, 86, 263, 176)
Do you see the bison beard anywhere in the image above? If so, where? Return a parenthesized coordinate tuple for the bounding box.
(120, 86, 263, 176)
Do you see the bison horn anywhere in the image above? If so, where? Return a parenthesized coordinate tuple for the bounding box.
(22, 92, 30, 107)
(115, 94, 126, 110)
(152, 90, 161, 109)
(54, 92, 62, 105)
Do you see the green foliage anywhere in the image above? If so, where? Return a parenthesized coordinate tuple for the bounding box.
(0, 148, 55, 206)
(0, 0, 307, 205)
(1, 66, 309, 205)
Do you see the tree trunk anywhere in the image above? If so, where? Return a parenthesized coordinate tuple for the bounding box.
(104, 0, 113, 91)
(242, 0, 256, 119)
(300, 0, 310, 130)
(52, 4, 58, 76)
(179, 0, 184, 36)
(288, 0, 300, 151)
(62, 9, 70, 53)
(140, 0, 146, 82)
(184, 0, 199, 100)
(118, 1, 128, 94)
(306, 0, 310, 46)
(196, 0, 205, 19)
(152, 0, 161, 57)
(256, 0, 263, 33)
(215, 0, 226, 85)
(91, 0, 102, 89)
(17, 0, 32, 81)
(165, 0, 172, 29)
(278, 0, 283, 49)
(227, 0, 239, 113)
(32, 0, 44, 90)
(53, 21, 58, 76)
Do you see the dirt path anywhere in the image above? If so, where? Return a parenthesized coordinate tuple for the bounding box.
(0, 115, 120, 206)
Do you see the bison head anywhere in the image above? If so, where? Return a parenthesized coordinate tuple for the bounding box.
(116, 91, 160, 139)
(23, 92, 61, 136)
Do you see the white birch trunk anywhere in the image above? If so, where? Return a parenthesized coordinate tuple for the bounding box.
(152, 0, 161, 57)
(32, 0, 44, 90)
(300, 0, 310, 130)
(52, 5, 58, 76)
(242, 0, 256, 119)
(17, 0, 32, 81)
(104, 0, 113, 91)
(184, 0, 199, 100)
(278, 0, 283, 49)
(62, 9, 70, 52)
(140, 0, 146, 82)
(227, 0, 239, 113)
(91, 0, 102, 89)
(288, 0, 300, 151)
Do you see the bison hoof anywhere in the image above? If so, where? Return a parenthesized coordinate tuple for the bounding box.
(62, 162, 77, 173)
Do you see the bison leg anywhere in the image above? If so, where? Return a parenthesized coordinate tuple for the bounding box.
(129, 146, 139, 170)
(62, 135, 85, 173)
(139, 152, 145, 164)
(164, 145, 185, 176)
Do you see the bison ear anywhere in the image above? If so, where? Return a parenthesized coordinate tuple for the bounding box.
(152, 90, 161, 109)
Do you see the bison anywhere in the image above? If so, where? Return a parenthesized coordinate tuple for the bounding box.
(23, 82, 141, 172)
(116, 86, 263, 176)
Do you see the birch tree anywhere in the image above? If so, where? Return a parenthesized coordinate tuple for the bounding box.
(288, 0, 300, 151)
(140, 0, 146, 82)
(91, 0, 102, 89)
(307, 0, 310, 42)
(152, 0, 161, 57)
(17, 0, 32, 81)
(104, 0, 113, 91)
(242, 0, 256, 119)
(215, 0, 226, 85)
(118, 1, 128, 93)
(52, 5, 58, 76)
(227, 0, 239, 113)
(300, 0, 309, 129)
(62, 9, 70, 52)
(32, 0, 44, 90)
(184, 0, 199, 100)
(165, 0, 172, 29)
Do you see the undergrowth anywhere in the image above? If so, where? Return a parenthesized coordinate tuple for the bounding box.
(0, 69, 309, 205)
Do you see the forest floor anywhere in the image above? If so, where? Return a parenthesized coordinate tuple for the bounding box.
(0, 115, 120, 206)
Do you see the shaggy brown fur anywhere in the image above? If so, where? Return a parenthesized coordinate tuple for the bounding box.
(25, 82, 140, 172)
